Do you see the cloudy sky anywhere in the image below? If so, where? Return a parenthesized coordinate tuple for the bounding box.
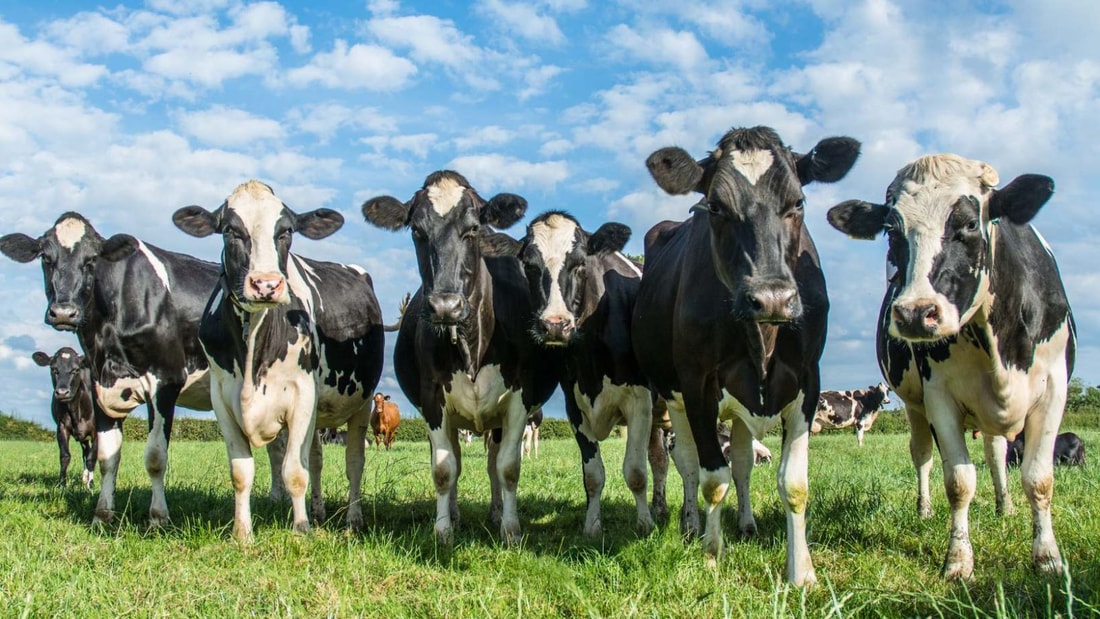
(1, 0, 1097, 428)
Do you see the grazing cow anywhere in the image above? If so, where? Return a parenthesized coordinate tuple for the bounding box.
(812, 383, 891, 446)
(173, 180, 385, 542)
(1007, 432, 1085, 467)
(634, 126, 860, 586)
(319, 428, 348, 445)
(827, 154, 1075, 579)
(370, 393, 401, 450)
(518, 211, 669, 533)
(33, 347, 97, 489)
(362, 170, 559, 545)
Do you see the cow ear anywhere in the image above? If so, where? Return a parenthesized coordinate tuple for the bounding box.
(796, 137, 861, 185)
(646, 147, 705, 195)
(587, 222, 631, 255)
(480, 231, 522, 257)
(989, 174, 1054, 225)
(362, 196, 410, 231)
(296, 208, 344, 240)
(32, 351, 51, 367)
(0, 233, 42, 263)
(173, 205, 219, 238)
(101, 234, 139, 262)
(827, 200, 888, 240)
(481, 193, 527, 229)
(384, 394, 391, 401)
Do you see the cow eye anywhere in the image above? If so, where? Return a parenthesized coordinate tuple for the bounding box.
(42, 255, 54, 266)
(965, 219, 980, 232)
(276, 229, 291, 241)
(463, 224, 480, 239)
(794, 198, 806, 211)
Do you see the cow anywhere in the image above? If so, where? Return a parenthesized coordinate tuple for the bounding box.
(319, 428, 348, 445)
(812, 383, 891, 446)
(521, 407, 543, 460)
(1007, 431, 1085, 467)
(827, 153, 1075, 579)
(32, 347, 97, 489)
(362, 169, 560, 545)
(370, 392, 401, 450)
(633, 126, 860, 586)
(517, 211, 669, 534)
(172, 180, 385, 542)
(458, 429, 476, 446)
(714, 423, 772, 465)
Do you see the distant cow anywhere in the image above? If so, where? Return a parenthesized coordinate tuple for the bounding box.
(812, 383, 891, 446)
(828, 153, 1075, 579)
(634, 125, 859, 586)
(33, 347, 97, 489)
(173, 180, 385, 542)
(715, 423, 772, 465)
(370, 393, 400, 450)
(1007, 432, 1085, 467)
(319, 428, 348, 446)
(521, 407, 543, 460)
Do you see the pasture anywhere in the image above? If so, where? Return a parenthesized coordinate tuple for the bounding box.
(0, 432, 1097, 617)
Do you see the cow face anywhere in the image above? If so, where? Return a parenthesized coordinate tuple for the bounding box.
(874, 382, 891, 405)
(173, 180, 344, 311)
(827, 154, 1055, 341)
(646, 127, 859, 323)
(33, 347, 87, 402)
(362, 170, 527, 326)
(373, 392, 390, 410)
(0, 214, 139, 330)
(519, 211, 632, 345)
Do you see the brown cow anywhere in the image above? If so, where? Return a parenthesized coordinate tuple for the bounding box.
(370, 393, 400, 450)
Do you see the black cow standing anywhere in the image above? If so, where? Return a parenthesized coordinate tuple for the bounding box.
(633, 126, 860, 586)
(174, 180, 384, 542)
(828, 153, 1075, 579)
(518, 211, 669, 535)
(362, 170, 559, 545)
(33, 347, 97, 489)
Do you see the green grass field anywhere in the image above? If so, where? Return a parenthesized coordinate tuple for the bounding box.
(0, 432, 1097, 617)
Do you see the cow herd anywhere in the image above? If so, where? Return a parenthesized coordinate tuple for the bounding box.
(0, 124, 1082, 586)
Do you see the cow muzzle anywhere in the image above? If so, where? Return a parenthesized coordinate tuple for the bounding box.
(53, 387, 75, 402)
(891, 300, 942, 340)
(538, 315, 574, 345)
(427, 292, 468, 324)
(244, 272, 289, 305)
(738, 280, 801, 323)
(46, 302, 81, 330)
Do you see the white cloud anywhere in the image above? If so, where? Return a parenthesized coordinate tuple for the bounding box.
(477, 0, 566, 45)
(447, 154, 569, 193)
(286, 103, 400, 143)
(519, 64, 564, 101)
(176, 105, 285, 147)
(453, 125, 515, 151)
(367, 14, 504, 90)
(286, 39, 417, 90)
(604, 24, 709, 71)
(0, 22, 108, 87)
(361, 133, 440, 159)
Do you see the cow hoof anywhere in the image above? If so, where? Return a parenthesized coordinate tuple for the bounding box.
(347, 512, 364, 532)
(738, 521, 758, 538)
(311, 505, 327, 526)
(147, 510, 170, 530)
(92, 509, 114, 527)
(82, 471, 94, 491)
(584, 520, 603, 538)
(917, 500, 933, 519)
(500, 524, 522, 547)
(636, 515, 655, 536)
(942, 559, 974, 581)
(704, 552, 719, 569)
(233, 526, 255, 545)
(292, 520, 311, 536)
(791, 569, 818, 588)
(651, 501, 669, 524)
(435, 525, 454, 547)
(1034, 550, 1064, 576)
(680, 512, 700, 540)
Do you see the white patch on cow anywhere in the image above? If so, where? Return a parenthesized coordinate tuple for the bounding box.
(530, 214, 579, 324)
(613, 251, 642, 278)
(137, 240, 171, 292)
(226, 180, 288, 292)
(717, 388, 783, 439)
(54, 218, 87, 250)
(441, 364, 512, 432)
(177, 368, 212, 411)
(347, 264, 367, 275)
(730, 149, 774, 186)
(208, 287, 224, 316)
(571, 378, 649, 440)
(288, 255, 319, 315)
(1031, 225, 1055, 258)
(239, 311, 316, 447)
(95, 372, 155, 418)
(59, 351, 72, 360)
(428, 176, 466, 216)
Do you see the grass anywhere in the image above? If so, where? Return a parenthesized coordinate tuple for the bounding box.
(0, 433, 1097, 617)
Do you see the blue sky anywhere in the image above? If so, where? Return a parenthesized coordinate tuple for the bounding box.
(1, 0, 1098, 428)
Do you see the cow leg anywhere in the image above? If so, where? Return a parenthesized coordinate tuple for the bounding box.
(283, 404, 315, 535)
(486, 430, 502, 528)
(728, 419, 757, 538)
(532, 426, 539, 459)
(448, 423, 462, 527)
(927, 400, 975, 581)
(856, 424, 866, 447)
(309, 432, 325, 526)
(906, 404, 935, 518)
(266, 430, 288, 502)
(666, 397, 700, 538)
(623, 390, 655, 535)
(647, 424, 669, 524)
(92, 412, 123, 526)
(679, 386, 728, 567)
(1021, 388, 1066, 575)
(144, 385, 180, 528)
(983, 434, 1013, 516)
(496, 399, 528, 545)
(344, 410, 369, 531)
(575, 426, 605, 537)
(56, 424, 72, 487)
(80, 438, 96, 490)
(778, 394, 815, 587)
(428, 421, 459, 545)
(223, 427, 256, 543)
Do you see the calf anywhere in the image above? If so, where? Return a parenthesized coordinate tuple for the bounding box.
(634, 126, 859, 585)
(370, 393, 401, 450)
(1007, 432, 1085, 467)
(362, 170, 559, 545)
(828, 154, 1075, 579)
(518, 211, 668, 534)
(173, 180, 384, 541)
(812, 383, 891, 446)
(33, 347, 97, 489)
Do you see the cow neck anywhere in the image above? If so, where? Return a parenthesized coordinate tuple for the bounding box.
(450, 265, 492, 380)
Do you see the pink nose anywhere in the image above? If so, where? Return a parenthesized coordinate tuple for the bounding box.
(246, 273, 286, 301)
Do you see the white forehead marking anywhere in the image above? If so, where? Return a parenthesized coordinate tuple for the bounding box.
(226, 180, 285, 274)
(60, 351, 72, 359)
(137, 240, 171, 292)
(730, 149, 774, 186)
(54, 218, 87, 250)
(428, 177, 466, 216)
(531, 214, 579, 321)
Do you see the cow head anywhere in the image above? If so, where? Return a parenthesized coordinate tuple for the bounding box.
(373, 392, 390, 410)
(361, 170, 527, 327)
(33, 347, 88, 402)
(827, 154, 1054, 341)
(0, 213, 139, 330)
(873, 382, 891, 406)
(518, 211, 632, 345)
(173, 180, 344, 311)
(646, 126, 859, 323)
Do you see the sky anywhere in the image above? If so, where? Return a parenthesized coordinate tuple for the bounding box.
(0, 0, 1098, 428)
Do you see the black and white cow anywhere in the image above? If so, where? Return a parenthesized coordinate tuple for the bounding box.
(518, 211, 669, 535)
(634, 126, 860, 586)
(812, 382, 891, 446)
(362, 170, 559, 545)
(173, 180, 385, 542)
(33, 347, 97, 489)
(827, 154, 1076, 579)
(1007, 431, 1085, 467)
(0, 213, 226, 527)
